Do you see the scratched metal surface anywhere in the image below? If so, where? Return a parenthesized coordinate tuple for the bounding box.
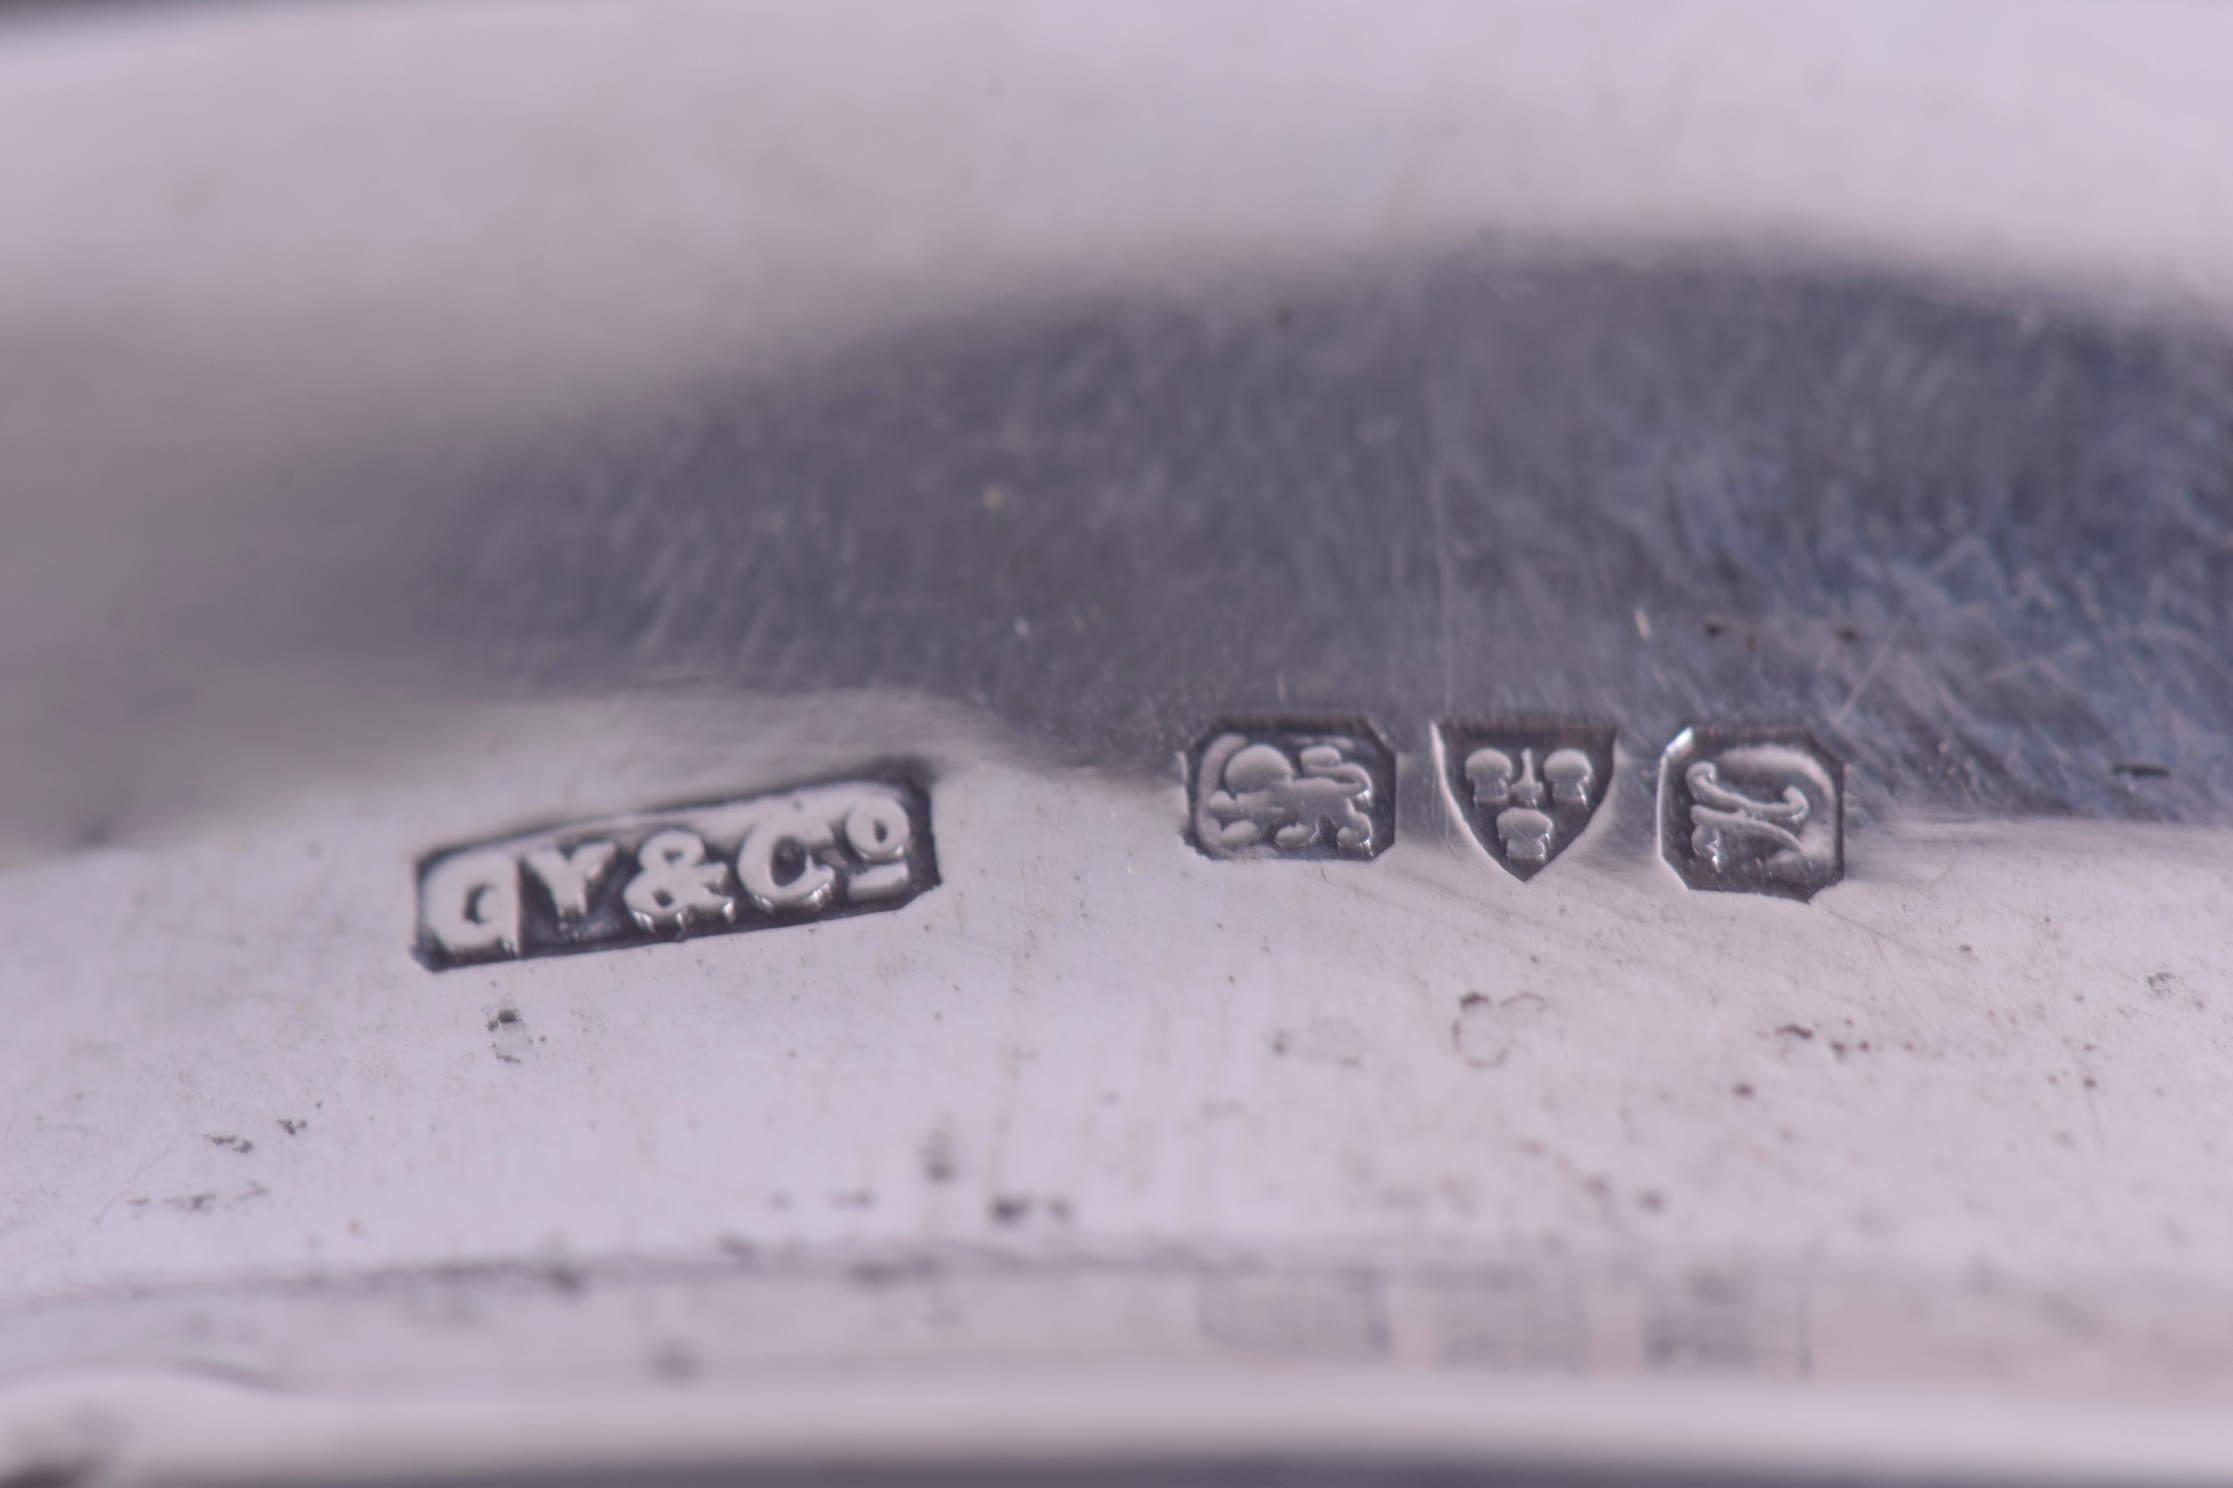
(9, 2, 2233, 1487)
(418, 258, 2233, 828)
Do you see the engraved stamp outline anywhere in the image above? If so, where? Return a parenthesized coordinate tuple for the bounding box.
(1185, 716, 1396, 862)
(1657, 727, 1843, 902)
(1434, 719, 1618, 880)
(413, 763, 938, 970)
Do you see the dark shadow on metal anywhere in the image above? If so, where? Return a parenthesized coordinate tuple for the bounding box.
(398, 254, 2233, 827)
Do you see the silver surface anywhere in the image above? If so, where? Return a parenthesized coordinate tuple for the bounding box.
(8, 2, 2233, 1483)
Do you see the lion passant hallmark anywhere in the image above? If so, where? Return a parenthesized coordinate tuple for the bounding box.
(1186, 718, 1397, 861)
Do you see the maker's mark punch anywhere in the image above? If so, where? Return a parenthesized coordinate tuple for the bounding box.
(414, 772, 936, 969)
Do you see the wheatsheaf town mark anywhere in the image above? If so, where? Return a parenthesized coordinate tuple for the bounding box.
(1435, 719, 1616, 880)
(413, 772, 937, 970)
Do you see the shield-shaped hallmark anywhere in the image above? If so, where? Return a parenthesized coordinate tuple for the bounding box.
(1435, 720, 1617, 880)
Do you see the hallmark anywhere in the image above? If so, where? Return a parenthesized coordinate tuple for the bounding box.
(414, 772, 937, 969)
(1659, 728, 1842, 901)
(1188, 718, 1395, 861)
(1436, 720, 1615, 879)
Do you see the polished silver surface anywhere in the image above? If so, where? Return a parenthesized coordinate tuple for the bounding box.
(8, 2, 2233, 1485)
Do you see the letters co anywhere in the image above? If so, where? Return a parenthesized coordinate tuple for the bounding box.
(414, 773, 937, 970)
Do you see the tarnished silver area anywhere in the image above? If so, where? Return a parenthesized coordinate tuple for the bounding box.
(1435, 721, 1615, 879)
(1187, 720, 1395, 862)
(1659, 729, 1844, 902)
(414, 774, 936, 970)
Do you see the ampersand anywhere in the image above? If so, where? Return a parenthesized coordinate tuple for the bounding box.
(622, 829, 736, 932)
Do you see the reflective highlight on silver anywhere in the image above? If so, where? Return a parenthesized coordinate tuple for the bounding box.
(1436, 720, 1616, 880)
(1186, 720, 1395, 861)
(1658, 728, 1843, 902)
(413, 773, 936, 969)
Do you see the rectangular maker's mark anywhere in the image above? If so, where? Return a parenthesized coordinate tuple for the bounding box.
(414, 772, 936, 970)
